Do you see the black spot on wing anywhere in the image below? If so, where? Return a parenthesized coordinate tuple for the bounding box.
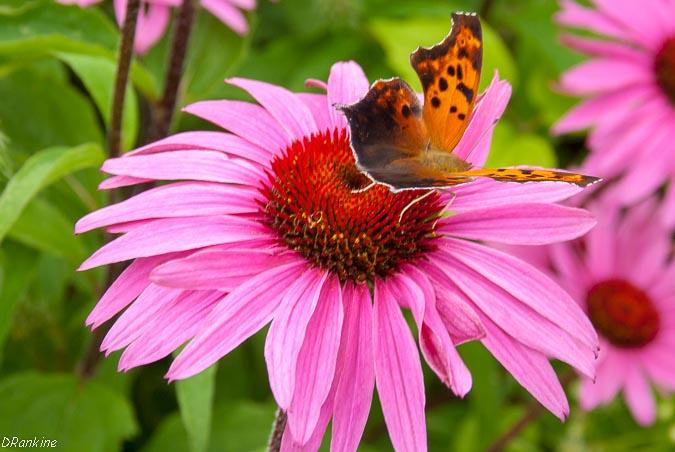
(456, 82, 474, 102)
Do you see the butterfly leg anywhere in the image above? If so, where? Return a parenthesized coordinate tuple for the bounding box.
(399, 190, 435, 223)
(351, 180, 378, 194)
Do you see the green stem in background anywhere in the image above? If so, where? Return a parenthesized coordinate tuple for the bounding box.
(267, 409, 287, 452)
(486, 370, 577, 452)
(77, 0, 141, 380)
(150, 0, 197, 141)
(479, 0, 496, 19)
(108, 0, 142, 162)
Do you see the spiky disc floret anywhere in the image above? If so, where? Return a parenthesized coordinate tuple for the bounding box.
(261, 129, 443, 283)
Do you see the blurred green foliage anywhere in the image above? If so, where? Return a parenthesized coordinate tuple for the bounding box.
(0, 0, 673, 451)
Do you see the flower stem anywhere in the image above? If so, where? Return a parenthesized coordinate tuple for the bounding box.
(150, 0, 197, 141)
(479, 0, 496, 19)
(108, 0, 141, 161)
(267, 409, 287, 452)
(485, 370, 576, 452)
(77, 0, 141, 380)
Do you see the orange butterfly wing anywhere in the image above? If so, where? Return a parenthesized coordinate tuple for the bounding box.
(411, 12, 482, 152)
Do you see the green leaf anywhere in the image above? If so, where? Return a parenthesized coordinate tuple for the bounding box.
(0, 143, 104, 245)
(485, 121, 558, 168)
(143, 401, 276, 452)
(0, 0, 158, 99)
(175, 364, 217, 452)
(0, 68, 103, 154)
(0, 128, 10, 180)
(57, 52, 139, 151)
(0, 372, 137, 452)
(0, 243, 39, 360)
(7, 197, 85, 266)
(368, 16, 518, 92)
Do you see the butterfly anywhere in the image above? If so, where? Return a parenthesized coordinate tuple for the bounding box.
(338, 12, 599, 192)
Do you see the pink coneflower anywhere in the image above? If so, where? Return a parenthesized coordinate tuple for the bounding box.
(77, 61, 598, 450)
(553, 0, 675, 223)
(58, 0, 256, 54)
(512, 198, 674, 426)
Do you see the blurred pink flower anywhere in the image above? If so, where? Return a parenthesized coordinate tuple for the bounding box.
(58, 0, 256, 54)
(77, 61, 598, 450)
(553, 0, 675, 222)
(512, 197, 675, 426)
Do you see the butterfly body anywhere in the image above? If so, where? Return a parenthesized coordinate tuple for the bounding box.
(338, 12, 599, 191)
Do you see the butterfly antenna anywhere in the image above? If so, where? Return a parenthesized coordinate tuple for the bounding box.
(351, 180, 378, 194)
(399, 190, 435, 223)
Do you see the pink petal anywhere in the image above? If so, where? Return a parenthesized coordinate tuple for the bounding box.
(167, 260, 307, 380)
(202, 0, 249, 35)
(447, 178, 584, 212)
(281, 397, 333, 452)
(76, 182, 261, 233)
(642, 344, 675, 391)
(296, 93, 332, 133)
(151, 246, 293, 290)
(579, 347, 625, 410)
(127, 131, 272, 166)
(624, 368, 656, 426)
(394, 267, 472, 396)
(330, 282, 375, 452)
(559, 34, 650, 60)
(434, 289, 485, 345)
(373, 281, 427, 452)
(227, 78, 317, 141)
(101, 284, 180, 353)
(438, 203, 596, 245)
(559, 58, 651, 96)
(583, 201, 619, 279)
(287, 275, 344, 444)
(556, 0, 630, 42)
(184, 100, 290, 150)
(453, 73, 512, 166)
(79, 215, 270, 270)
(552, 86, 648, 135)
(102, 151, 265, 186)
(265, 269, 329, 409)
(592, 0, 669, 50)
(118, 290, 223, 370)
(85, 253, 181, 328)
(327, 61, 370, 130)
(479, 312, 569, 420)
(439, 239, 598, 350)
(99, 175, 152, 190)
(134, 3, 171, 55)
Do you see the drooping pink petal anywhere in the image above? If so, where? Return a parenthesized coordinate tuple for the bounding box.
(287, 275, 344, 444)
(79, 215, 270, 270)
(583, 201, 619, 279)
(393, 267, 473, 396)
(373, 281, 427, 452)
(453, 73, 511, 166)
(642, 343, 675, 391)
(559, 59, 652, 96)
(439, 239, 598, 349)
(579, 347, 625, 410)
(167, 260, 307, 380)
(151, 246, 293, 290)
(201, 0, 249, 35)
(99, 175, 152, 190)
(431, 250, 596, 378)
(479, 312, 569, 420)
(184, 100, 290, 150)
(118, 290, 223, 370)
(592, 0, 669, 50)
(331, 283, 375, 452)
(76, 182, 262, 233)
(434, 289, 485, 345)
(281, 394, 333, 452)
(624, 368, 657, 426)
(265, 269, 329, 409)
(227, 78, 318, 141)
(438, 203, 596, 245)
(327, 61, 370, 130)
(102, 151, 265, 186)
(101, 284, 181, 353)
(133, 3, 171, 55)
(85, 253, 181, 328)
